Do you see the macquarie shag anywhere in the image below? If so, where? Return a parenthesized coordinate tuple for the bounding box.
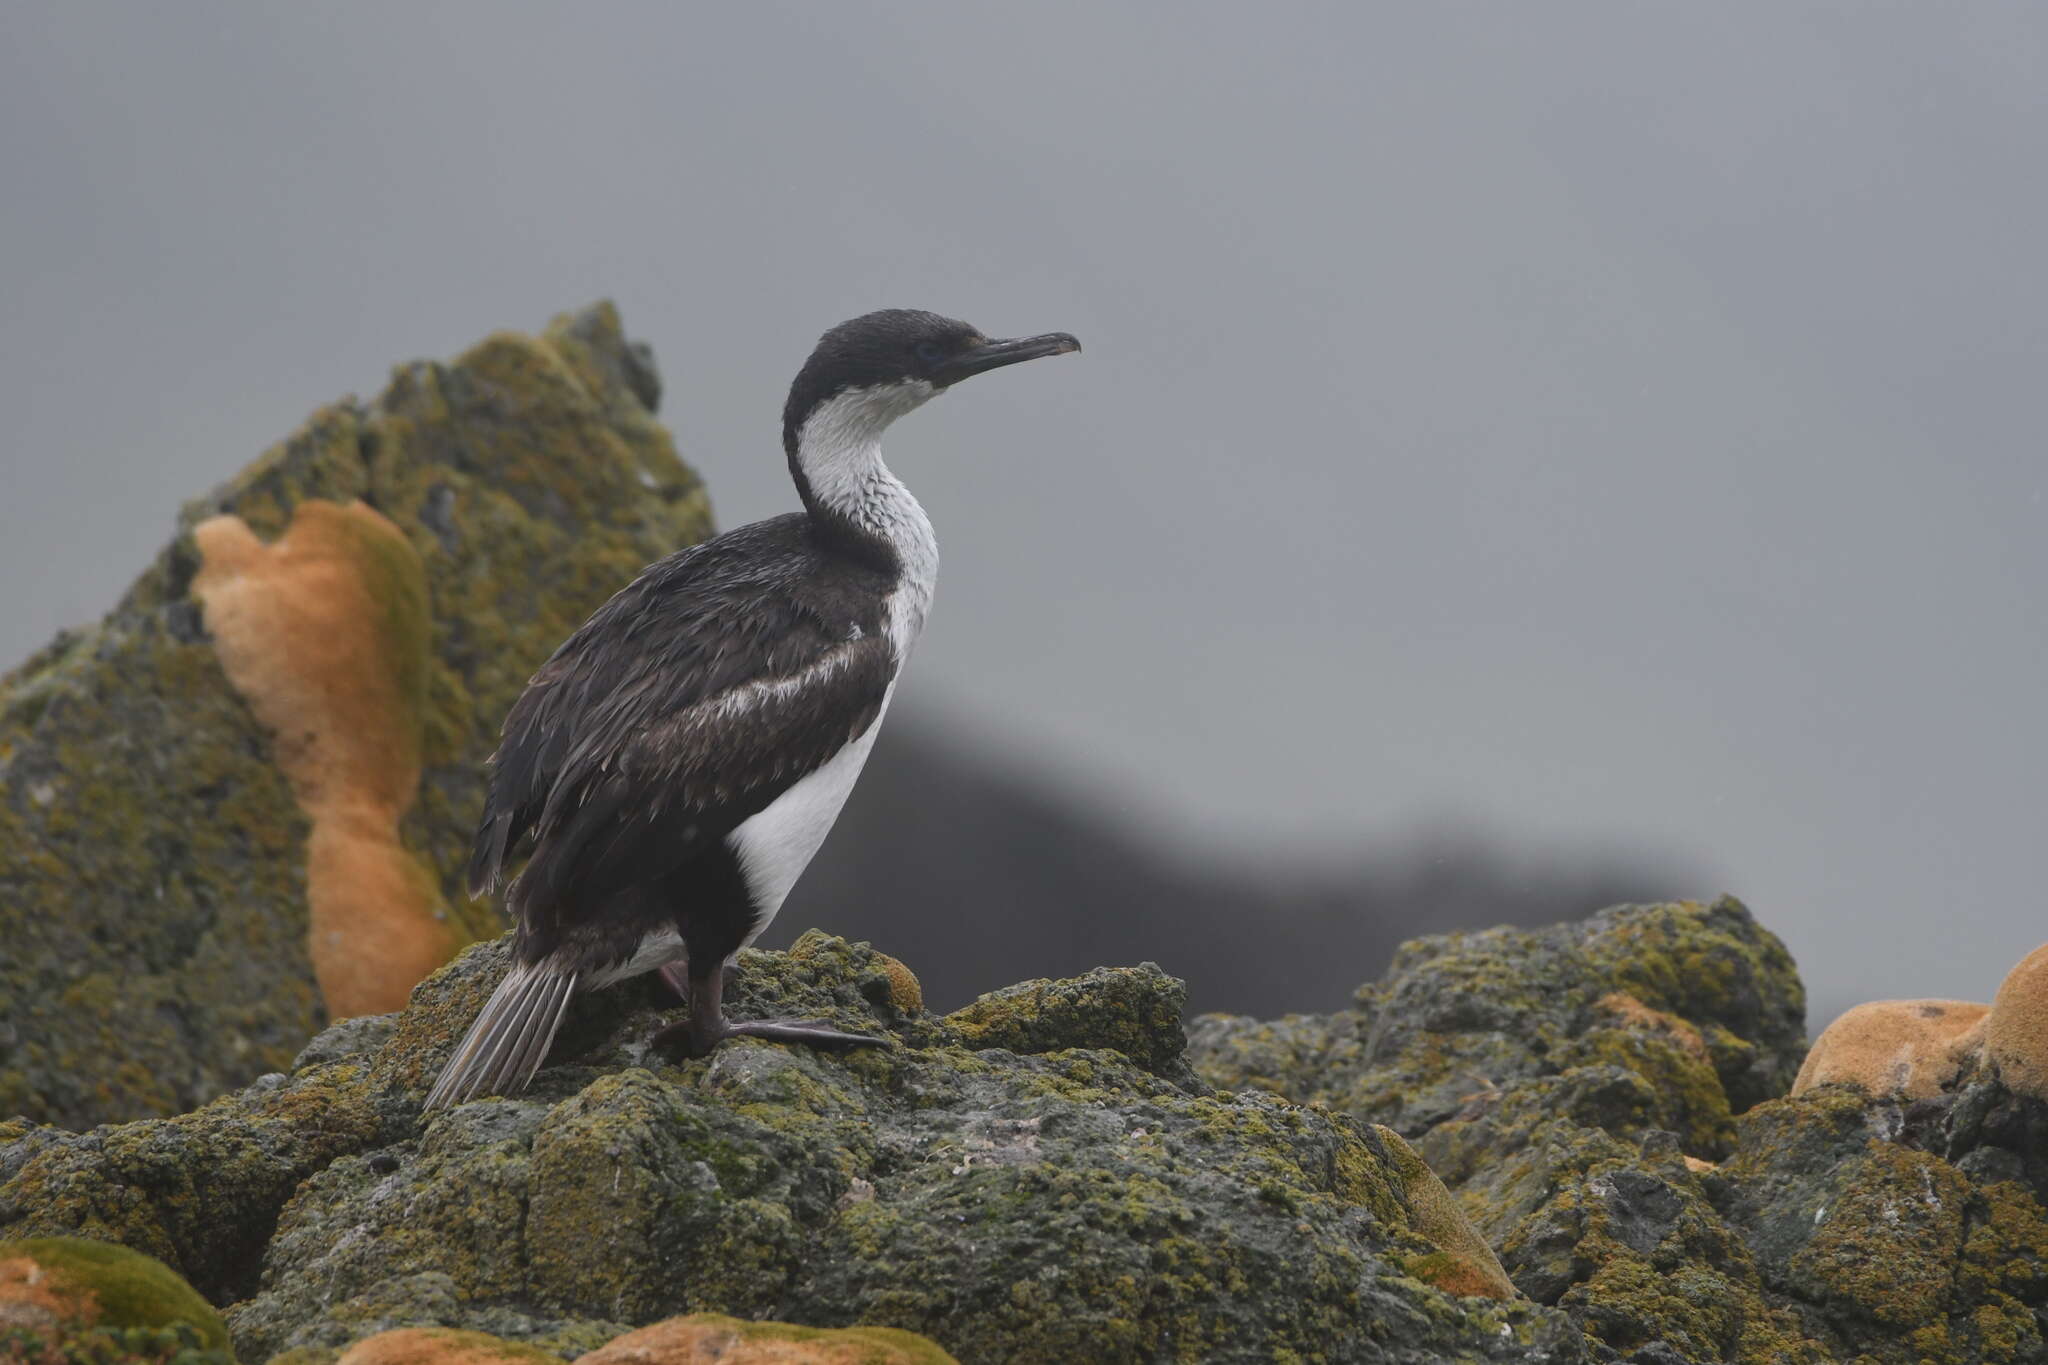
(424, 310, 1080, 1108)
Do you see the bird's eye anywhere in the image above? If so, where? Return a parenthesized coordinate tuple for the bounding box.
(914, 341, 948, 367)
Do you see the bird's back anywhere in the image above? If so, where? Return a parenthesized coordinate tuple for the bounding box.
(468, 513, 899, 967)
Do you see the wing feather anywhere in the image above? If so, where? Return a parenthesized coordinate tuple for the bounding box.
(463, 515, 896, 943)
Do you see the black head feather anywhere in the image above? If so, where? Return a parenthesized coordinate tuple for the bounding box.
(781, 309, 985, 456)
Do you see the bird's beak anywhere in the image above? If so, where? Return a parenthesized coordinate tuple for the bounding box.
(933, 332, 1082, 386)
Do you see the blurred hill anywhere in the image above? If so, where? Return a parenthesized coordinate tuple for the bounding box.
(777, 721, 1712, 1016)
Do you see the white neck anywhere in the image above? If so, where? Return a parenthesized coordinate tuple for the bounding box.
(793, 382, 940, 657)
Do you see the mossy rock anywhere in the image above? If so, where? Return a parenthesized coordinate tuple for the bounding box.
(0, 301, 713, 1130)
(1190, 897, 2048, 1363)
(940, 961, 1188, 1076)
(5, 935, 1586, 1363)
(579, 1312, 960, 1364)
(0, 1235, 230, 1354)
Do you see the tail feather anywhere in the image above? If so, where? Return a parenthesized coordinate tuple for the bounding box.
(423, 959, 581, 1111)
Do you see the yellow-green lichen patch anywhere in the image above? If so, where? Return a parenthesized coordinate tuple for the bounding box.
(1577, 896, 1807, 1112)
(942, 964, 1187, 1074)
(1787, 1143, 1968, 1332)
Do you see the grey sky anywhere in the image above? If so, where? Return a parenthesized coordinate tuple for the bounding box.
(3, 3, 2043, 1026)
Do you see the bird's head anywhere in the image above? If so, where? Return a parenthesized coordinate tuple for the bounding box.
(782, 309, 1080, 456)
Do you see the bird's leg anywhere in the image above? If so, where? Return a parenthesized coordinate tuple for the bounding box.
(649, 963, 883, 1060)
(655, 963, 692, 1001)
(655, 958, 738, 1004)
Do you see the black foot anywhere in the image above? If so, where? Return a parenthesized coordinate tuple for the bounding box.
(730, 1018, 886, 1049)
(648, 1015, 885, 1061)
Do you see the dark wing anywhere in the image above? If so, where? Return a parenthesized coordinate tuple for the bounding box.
(465, 516, 894, 931)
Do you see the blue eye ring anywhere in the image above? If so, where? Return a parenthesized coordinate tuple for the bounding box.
(915, 340, 947, 366)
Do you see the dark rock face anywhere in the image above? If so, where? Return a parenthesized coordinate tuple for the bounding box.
(792, 725, 1709, 1019)
(2, 934, 1584, 1364)
(1190, 897, 2048, 1364)
(0, 304, 712, 1130)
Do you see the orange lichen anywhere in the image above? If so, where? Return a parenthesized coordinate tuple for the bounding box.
(577, 1314, 961, 1364)
(337, 1327, 561, 1365)
(1371, 1124, 1519, 1300)
(0, 1253, 85, 1334)
(1594, 991, 1710, 1061)
(872, 951, 924, 1015)
(193, 499, 465, 1018)
(1791, 998, 1989, 1100)
(1984, 942, 2048, 1100)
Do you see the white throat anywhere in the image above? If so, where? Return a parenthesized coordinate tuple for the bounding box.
(794, 382, 940, 660)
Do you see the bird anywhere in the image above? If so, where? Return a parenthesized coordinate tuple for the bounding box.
(423, 309, 1080, 1109)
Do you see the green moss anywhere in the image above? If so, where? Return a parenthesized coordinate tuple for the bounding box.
(1578, 897, 1807, 1111)
(1564, 1026, 1736, 1157)
(942, 965, 1187, 1074)
(0, 1236, 229, 1351)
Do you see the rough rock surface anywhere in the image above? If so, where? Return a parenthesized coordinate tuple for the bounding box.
(1791, 997, 1988, 1099)
(0, 303, 712, 1130)
(3, 933, 1580, 1364)
(1190, 897, 2048, 1364)
(327, 1315, 958, 1365)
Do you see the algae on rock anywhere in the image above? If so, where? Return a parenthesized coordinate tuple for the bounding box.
(1189, 897, 2048, 1364)
(4, 936, 1581, 1365)
(0, 302, 711, 1131)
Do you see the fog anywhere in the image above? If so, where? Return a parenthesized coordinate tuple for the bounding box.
(4, 3, 2044, 1027)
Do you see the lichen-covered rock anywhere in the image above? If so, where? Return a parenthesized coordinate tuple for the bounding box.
(0, 1235, 232, 1363)
(334, 1326, 568, 1365)
(0, 302, 712, 1130)
(940, 962, 1189, 1076)
(1986, 942, 2048, 1101)
(1192, 898, 1802, 1163)
(577, 1313, 960, 1364)
(1790, 997, 1988, 1099)
(1190, 897, 2048, 1364)
(4, 935, 1593, 1364)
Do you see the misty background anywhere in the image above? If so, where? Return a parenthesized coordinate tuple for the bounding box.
(3, 4, 2042, 1030)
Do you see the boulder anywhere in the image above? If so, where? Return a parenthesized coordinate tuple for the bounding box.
(1189, 897, 2048, 1364)
(4, 934, 1583, 1364)
(0, 303, 712, 1130)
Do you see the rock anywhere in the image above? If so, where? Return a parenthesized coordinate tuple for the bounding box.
(1986, 942, 2048, 1100)
(1790, 998, 1988, 1099)
(1192, 897, 1802, 1161)
(1189, 897, 2048, 1363)
(0, 302, 712, 1130)
(577, 1313, 959, 1364)
(336, 1326, 568, 1365)
(4, 934, 1584, 1364)
(940, 962, 1190, 1077)
(0, 1234, 231, 1361)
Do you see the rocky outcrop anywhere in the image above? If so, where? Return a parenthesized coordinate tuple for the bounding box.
(3, 933, 1578, 1364)
(1190, 898, 2048, 1364)
(326, 1315, 957, 1365)
(0, 304, 712, 1130)
(5, 890, 2044, 1362)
